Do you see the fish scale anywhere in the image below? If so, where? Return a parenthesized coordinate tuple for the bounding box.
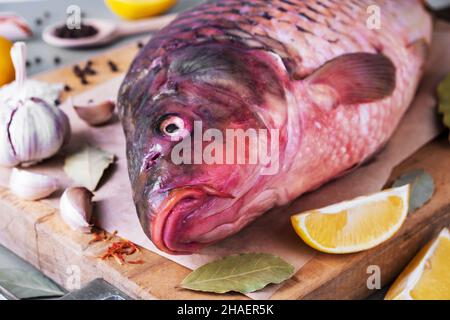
(127, 0, 427, 82)
(118, 0, 432, 254)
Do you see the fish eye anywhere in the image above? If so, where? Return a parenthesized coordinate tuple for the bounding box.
(158, 115, 189, 140)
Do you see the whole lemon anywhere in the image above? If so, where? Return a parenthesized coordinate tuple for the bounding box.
(0, 36, 15, 87)
(105, 0, 177, 20)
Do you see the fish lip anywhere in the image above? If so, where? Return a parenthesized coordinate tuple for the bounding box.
(150, 184, 234, 254)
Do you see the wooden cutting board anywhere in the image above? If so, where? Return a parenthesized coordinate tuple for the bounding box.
(0, 40, 449, 300)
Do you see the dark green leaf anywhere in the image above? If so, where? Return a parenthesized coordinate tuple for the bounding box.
(181, 253, 295, 294)
(393, 169, 435, 212)
(0, 268, 65, 299)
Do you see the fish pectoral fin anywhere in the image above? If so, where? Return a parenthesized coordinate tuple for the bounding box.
(305, 52, 396, 107)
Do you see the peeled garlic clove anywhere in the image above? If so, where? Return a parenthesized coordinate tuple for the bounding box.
(73, 100, 115, 126)
(9, 168, 60, 200)
(60, 187, 94, 233)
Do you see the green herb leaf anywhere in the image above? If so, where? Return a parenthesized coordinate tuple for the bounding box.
(392, 169, 435, 213)
(181, 253, 295, 294)
(438, 73, 450, 133)
(0, 268, 65, 299)
(64, 145, 115, 191)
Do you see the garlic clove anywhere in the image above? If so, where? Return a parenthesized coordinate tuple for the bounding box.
(60, 187, 94, 233)
(0, 104, 20, 167)
(0, 14, 33, 41)
(55, 105, 72, 146)
(73, 100, 116, 126)
(9, 168, 60, 200)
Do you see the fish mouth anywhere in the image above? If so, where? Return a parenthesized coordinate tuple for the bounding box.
(150, 185, 234, 254)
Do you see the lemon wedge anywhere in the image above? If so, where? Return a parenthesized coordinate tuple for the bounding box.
(0, 36, 14, 87)
(385, 228, 450, 300)
(105, 0, 177, 20)
(291, 185, 410, 254)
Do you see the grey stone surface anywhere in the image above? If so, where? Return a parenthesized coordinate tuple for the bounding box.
(0, 0, 202, 75)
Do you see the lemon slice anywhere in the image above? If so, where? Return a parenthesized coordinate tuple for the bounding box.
(291, 185, 410, 254)
(385, 228, 450, 300)
(105, 0, 177, 20)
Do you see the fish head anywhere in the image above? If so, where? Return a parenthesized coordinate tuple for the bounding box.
(119, 43, 288, 254)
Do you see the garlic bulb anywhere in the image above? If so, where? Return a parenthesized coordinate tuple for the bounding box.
(60, 187, 94, 233)
(9, 168, 60, 200)
(0, 79, 63, 106)
(0, 42, 70, 167)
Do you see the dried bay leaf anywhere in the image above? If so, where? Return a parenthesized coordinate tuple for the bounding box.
(438, 73, 450, 134)
(0, 245, 65, 299)
(64, 145, 115, 191)
(392, 169, 435, 213)
(181, 253, 294, 294)
(0, 268, 65, 299)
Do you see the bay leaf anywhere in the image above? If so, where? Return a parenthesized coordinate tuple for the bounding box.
(64, 145, 115, 191)
(181, 253, 295, 294)
(0, 268, 65, 299)
(437, 73, 450, 134)
(392, 169, 435, 213)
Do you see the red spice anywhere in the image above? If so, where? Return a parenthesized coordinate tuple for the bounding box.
(100, 239, 144, 266)
(90, 229, 144, 265)
(89, 230, 107, 244)
(107, 230, 118, 241)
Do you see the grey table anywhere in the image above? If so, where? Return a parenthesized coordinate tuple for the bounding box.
(0, 0, 202, 76)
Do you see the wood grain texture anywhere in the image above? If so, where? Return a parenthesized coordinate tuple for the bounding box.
(0, 40, 449, 300)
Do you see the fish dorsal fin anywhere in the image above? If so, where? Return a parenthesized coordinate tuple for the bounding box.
(306, 53, 396, 108)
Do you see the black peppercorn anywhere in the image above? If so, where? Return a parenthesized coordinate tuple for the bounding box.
(73, 65, 83, 77)
(54, 23, 98, 39)
(108, 60, 118, 72)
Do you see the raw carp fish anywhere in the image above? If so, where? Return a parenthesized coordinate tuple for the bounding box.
(118, 0, 432, 254)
